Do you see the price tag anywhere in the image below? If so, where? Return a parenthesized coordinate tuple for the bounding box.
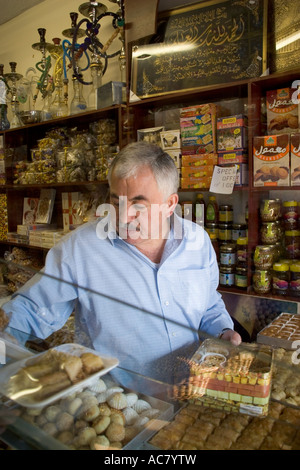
(209, 165, 237, 194)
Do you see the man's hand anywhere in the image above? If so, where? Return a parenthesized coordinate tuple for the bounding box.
(220, 329, 242, 346)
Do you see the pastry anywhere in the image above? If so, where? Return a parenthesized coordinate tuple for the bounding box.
(105, 422, 125, 442)
(90, 435, 110, 450)
(56, 412, 74, 432)
(107, 392, 128, 410)
(81, 353, 104, 375)
(92, 415, 110, 434)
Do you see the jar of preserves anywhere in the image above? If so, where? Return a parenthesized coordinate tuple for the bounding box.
(220, 243, 236, 267)
(272, 262, 290, 295)
(235, 266, 248, 289)
(232, 223, 247, 242)
(219, 204, 233, 223)
(236, 237, 248, 267)
(218, 223, 232, 242)
(260, 221, 281, 245)
(282, 201, 299, 230)
(290, 262, 300, 297)
(205, 223, 219, 238)
(253, 270, 272, 294)
(260, 199, 281, 222)
(284, 230, 300, 259)
(219, 266, 235, 287)
(253, 245, 276, 270)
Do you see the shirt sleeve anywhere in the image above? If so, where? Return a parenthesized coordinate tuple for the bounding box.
(199, 232, 234, 337)
(1, 241, 77, 339)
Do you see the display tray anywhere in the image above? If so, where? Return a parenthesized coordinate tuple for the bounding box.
(257, 312, 300, 350)
(0, 343, 119, 408)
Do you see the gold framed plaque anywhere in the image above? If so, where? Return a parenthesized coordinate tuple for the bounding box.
(131, 0, 268, 100)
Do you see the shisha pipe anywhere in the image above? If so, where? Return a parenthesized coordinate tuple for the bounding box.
(71, 0, 125, 86)
(31, 28, 53, 104)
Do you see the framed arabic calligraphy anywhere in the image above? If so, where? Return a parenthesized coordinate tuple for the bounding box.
(130, 0, 268, 100)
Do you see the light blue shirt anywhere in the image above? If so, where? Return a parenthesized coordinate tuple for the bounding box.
(2, 214, 233, 383)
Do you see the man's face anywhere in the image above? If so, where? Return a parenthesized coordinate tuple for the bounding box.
(109, 166, 176, 247)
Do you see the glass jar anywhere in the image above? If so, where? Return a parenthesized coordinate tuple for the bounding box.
(253, 245, 276, 270)
(219, 266, 235, 287)
(284, 230, 300, 259)
(235, 266, 248, 289)
(290, 262, 300, 297)
(272, 262, 290, 295)
(282, 201, 299, 230)
(236, 237, 248, 267)
(205, 223, 219, 238)
(260, 199, 281, 222)
(219, 204, 233, 223)
(220, 243, 236, 267)
(253, 270, 272, 294)
(260, 221, 281, 245)
(232, 223, 247, 242)
(218, 223, 232, 242)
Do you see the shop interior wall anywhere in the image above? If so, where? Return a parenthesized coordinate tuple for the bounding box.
(0, 0, 121, 117)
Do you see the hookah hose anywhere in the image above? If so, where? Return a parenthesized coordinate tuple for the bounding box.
(33, 55, 52, 102)
(62, 39, 90, 80)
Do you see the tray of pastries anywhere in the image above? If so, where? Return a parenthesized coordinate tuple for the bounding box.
(257, 313, 300, 350)
(19, 375, 174, 450)
(0, 343, 119, 408)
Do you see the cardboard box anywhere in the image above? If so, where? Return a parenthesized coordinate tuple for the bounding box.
(181, 165, 214, 178)
(97, 81, 125, 109)
(217, 114, 248, 129)
(180, 103, 217, 155)
(137, 126, 165, 146)
(218, 151, 248, 165)
(182, 154, 218, 167)
(217, 114, 248, 151)
(253, 134, 290, 187)
(180, 176, 212, 189)
(257, 312, 300, 350)
(160, 130, 181, 150)
(166, 149, 181, 168)
(266, 87, 299, 135)
(291, 133, 300, 185)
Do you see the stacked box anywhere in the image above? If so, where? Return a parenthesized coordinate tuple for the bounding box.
(160, 130, 181, 170)
(253, 134, 290, 186)
(62, 192, 85, 231)
(217, 115, 248, 187)
(266, 87, 299, 135)
(0, 136, 5, 185)
(180, 154, 218, 189)
(291, 133, 300, 185)
(180, 103, 217, 155)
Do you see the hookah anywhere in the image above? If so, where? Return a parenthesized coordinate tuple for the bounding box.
(31, 28, 54, 120)
(69, 0, 125, 112)
(62, 12, 90, 114)
(0, 64, 10, 130)
(47, 38, 69, 118)
(4, 62, 23, 128)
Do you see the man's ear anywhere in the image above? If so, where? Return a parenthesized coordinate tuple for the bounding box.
(166, 193, 179, 217)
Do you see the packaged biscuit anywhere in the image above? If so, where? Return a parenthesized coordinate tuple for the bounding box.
(266, 88, 299, 135)
(290, 133, 300, 186)
(181, 154, 218, 167)
(253, 134, 290, 187)
(218, 151, 248, 165)
(181, 165, 214, 178)
(217, 114, 248, 151)
(180, 103, 217, 155)
(180, 176, 212, 189)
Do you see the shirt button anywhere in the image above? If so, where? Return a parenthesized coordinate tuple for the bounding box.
(165, 301, 169, 306)
(172, 332, 176, 336)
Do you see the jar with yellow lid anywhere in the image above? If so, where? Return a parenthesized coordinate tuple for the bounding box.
(289, 262, 300, 297)
(272, 262, 290, 295)
(236, 237, 248, 268)
(260, 199, 281, 222)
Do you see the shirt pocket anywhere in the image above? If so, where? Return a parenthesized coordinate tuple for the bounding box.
(178, 268, 210, 315)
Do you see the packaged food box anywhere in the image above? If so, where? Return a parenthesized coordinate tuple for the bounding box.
(180, 103, 217, 155)
(97, 81, 126, 108)
(181, 165, 214, 178)
(137, 126, 165, 147)
(218, 151, 248, 165)
(217, 115, 248, 151)
(172, 339, 273, 417)
(166, 149, 181, 168)
(290, 133, 300, 186)
(180, 176, 212, 189)
(160, 130, 181, 150)
(218, 163, 248, 187)
(266, 87, 299, 135)
(257, 312, 300, 350)
(253, 134, 290, 187)
(182, 154, 218, 166)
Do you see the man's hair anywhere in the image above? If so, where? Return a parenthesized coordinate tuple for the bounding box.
(107, 141, 179, 199)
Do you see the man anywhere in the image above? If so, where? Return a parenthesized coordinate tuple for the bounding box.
(2, 141, 241, 383)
